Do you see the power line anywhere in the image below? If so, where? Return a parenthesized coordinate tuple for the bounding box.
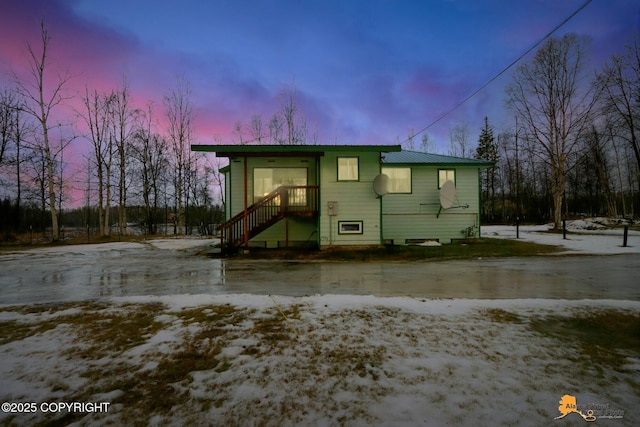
(403, 0, 593, 145)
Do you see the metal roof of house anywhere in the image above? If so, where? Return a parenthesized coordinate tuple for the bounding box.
(382, 150, 494, 167)
(191, 144, 401, 157)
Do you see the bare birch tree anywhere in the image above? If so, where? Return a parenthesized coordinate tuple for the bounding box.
(112, 79, 137, 235)
(164, 76, 194, 234)
(506, 34, 596, 229)
(80, 88, 114, 236)
(273, 84, 312, 145)
(13, 20, 72, 240)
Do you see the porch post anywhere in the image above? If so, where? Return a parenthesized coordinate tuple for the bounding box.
(283, 188, 289, 247)
(243, 156, 249, 249)
(285, 216, 289, 248)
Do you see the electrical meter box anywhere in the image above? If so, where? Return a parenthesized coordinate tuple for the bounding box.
(327, 201, 338, 216)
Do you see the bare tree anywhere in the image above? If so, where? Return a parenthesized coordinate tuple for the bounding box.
(248, 115, 264, 144)
(80, 88, 114, 236)
(586, 127, 617, 216)
(506, 34, 596, 229)
(404, 128, 416, 151)
(597, 40, 640, 210)
(112, 78, 137, 235)
(419, 133, 434, 153)
(273, 83, 312, 145)
(131, 104, 168, 234)
(207, 136, 226, 212)
(448, 120, 471, 157)
(13, 20, 72, 240)
(0, 88, 30, 230)
(268, 114, 284, 144)
(208, 157, 226, 210)
(233, 121, 246, 145)
(53, 127, 74, 232)
(0, 88, 18, 167)
(281, 84, 300, 145)
(164, 76, 195, 234)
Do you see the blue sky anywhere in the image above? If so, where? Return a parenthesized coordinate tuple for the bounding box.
(1, 0, 638, 152)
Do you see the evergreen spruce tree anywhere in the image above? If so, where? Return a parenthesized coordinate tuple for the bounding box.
(475, 117, 498, 220)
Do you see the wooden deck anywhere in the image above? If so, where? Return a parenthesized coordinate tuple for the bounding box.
(220, 185, 319, 251)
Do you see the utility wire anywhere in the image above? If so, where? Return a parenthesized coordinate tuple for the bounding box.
(402, 0, 593, 145)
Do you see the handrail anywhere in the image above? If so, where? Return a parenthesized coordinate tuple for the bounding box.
(220, 185, 318, 250)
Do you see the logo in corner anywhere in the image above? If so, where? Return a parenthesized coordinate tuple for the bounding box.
(555, 395, 596, 422)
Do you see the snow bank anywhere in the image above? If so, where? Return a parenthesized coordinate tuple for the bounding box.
(1, 296, 637, 426)
(483, 221, 640, 255)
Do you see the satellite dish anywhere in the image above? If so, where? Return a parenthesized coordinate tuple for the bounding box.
(373, 174, 389, 197)
(439, 180, 456, 209)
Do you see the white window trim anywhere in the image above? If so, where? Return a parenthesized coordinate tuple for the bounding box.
(338, 220, 363, 234)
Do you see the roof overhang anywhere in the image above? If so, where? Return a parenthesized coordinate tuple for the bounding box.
(191, 144, 401, 158)
(382, 151, 494, 169)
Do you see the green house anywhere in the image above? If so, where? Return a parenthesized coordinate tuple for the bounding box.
(191, 144, 493, 251)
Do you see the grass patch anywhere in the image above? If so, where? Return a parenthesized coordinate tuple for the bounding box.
(230, 238, 561, 261)
(530, 310, 640, 370)
(59, 303, 166, 358)
(0, 302, 99, 345)
(156, 342, 223, 383)
(322, 342, 388, 379)
(0, 301, 88, 315)
(252, 313, 293, 342)
(175, 304, 245, 326)
(65, 305, 246, 423)
(0, 319, 59, 345)
(0, 233, 150, 252)
(174, 304, 252, 342)
(485, 308, 523, 324)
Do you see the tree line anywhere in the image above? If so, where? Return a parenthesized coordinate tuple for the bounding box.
(0, 21, 223, 240)
(1, 22, 639, 241)
(465, 35, 639, 227)
(0, 21, 317, 242)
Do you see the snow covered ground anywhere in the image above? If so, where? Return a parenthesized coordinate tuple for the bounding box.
(482, 221, 640, 255)
(1, 230, 639, 426)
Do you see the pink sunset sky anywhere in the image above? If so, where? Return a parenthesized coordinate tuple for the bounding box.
(1, 0, 638, 206)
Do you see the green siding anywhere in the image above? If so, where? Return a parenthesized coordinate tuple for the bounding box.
(228, 158, 245, 218)
(250, 217, 317, 248)
(220, 149, 483, 247)
(319, 151, 382, 247)
(224, 169, 231, 221)
(382, 166, 481, 243)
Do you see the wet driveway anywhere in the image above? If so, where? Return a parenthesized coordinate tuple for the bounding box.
(1, 241, 639, 304)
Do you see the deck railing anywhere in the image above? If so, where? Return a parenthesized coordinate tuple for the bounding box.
(220, 185, 318, 251)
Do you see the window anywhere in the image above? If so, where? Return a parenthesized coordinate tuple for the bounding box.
(254, 168, 307, 204)
(438, 169, 456, 189)
(381, 167, 411, 193)
(337, 157, 359, 181)
(338, 221, 363, 234)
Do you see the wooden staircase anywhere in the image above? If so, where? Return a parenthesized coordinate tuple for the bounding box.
(220, 185, 318, 252)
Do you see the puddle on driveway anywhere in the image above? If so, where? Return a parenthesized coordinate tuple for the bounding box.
(1, 244, 639, 304)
